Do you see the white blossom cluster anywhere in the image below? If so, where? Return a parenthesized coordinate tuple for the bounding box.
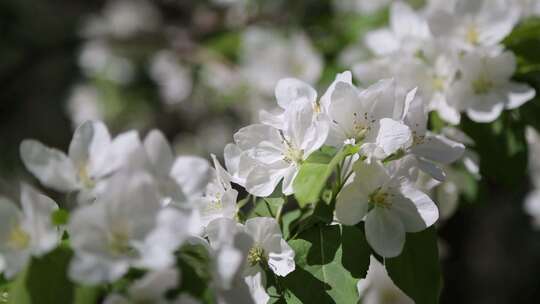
(4, 121, 294, 303)
(351, 0, 536, 124)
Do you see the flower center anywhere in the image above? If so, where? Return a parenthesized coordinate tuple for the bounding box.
(369, 189, 392, 209)
(203, 197, 223, 214)
(472, 75, 493, 95)
(280, 131, 304, 164)
(466, 25, 479, 45)
(432, 77, 445, 91)
(247, 246, 266, 266)
(7, 225, 30, 250)
(78, 164, 95, 189)
(351, 112, 371, 142)
(283, 147, 304, 164)
(108, 225, 133, 256)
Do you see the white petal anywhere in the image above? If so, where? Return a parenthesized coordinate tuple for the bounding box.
(245, 217, 282, 245)
(391, 193, 429, 233)
(275, 78, 317, 109)
(266, 237, 295, 276)
(335, 183, 369, 225)
(69, 254, 129, 284)
(376, 118, 412, 155)
(259, 109, 285, 129)
(144, 130, 174, 176)
(505, 82, 536, 109)
(90, 130, 141, 177)
(466, 94, 505, 123)
(245, 164, 288, 197)
(411, 133, 465, 164)
(364, 79, 397, 121)
(171, 156, 212, 198)
(417, 158, 446, 181)
(20, 184, 59, 255)
(364, 29, 399, 56)
(69, 121, 111, 169)
(244, 268, 270, 304)
(20, 140, 79, 192)
(320, 70, 353, 110)
(365, 208, 405, 258)
(400, 183, 439, 228)
(353, 160, 391, 194)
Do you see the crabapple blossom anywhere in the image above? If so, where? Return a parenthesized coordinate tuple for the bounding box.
(20, 120, 139, 203)
(0, 185, 59, 278)
(336, 157, 439, 257)
(447, 50, 536, 123)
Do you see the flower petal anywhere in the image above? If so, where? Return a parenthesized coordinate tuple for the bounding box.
(335, 184, 369, 225)
(20, 140, 79, 192)
(365, 208, 405, 258)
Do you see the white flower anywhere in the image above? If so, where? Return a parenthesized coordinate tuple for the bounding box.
(195, 155, 238, 228)
(0, 185, 59, 278)
(401, 90, 465, 180)
(357, 256, 414, 304)
(207, 217, 294, 304)
(364, 2, 430, 57)
(103, 268, 180, 304)
(206, 218, 255, 304)
(243, 217, 294, 304)
(141, 130, 191, 205)
(240, 27, 322, 95)
(20, 120, 139, 203)
(336, 158, 439, 257)
(323, 75, 413, 160)
(68, 170, 161, 283)
(427, 0, 520, 51)
(137, 207, 201, 271)
(259, 77, 320, 129)
(447, 51, 536, 123)
(150, 50, 192, 105)
(227, 97, 328, 196)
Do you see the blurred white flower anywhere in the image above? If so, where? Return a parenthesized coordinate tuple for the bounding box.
(82, 0, 161, 39)
(357, 256, 414, 304)
(241, 27, 322, 96)
(66, 85, 104, 129)
(20, 121, 140, 203)
(427, 0, 519, 51)
(103, 268, 180, 304)
(68, 171, 161, 283)
(78, 40, 135, 84)
(150, 50, 193, 105)
(447, 50, 535, 123)
(0, 185, 59, 278)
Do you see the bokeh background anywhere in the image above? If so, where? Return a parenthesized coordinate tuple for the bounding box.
(1, 0, 540, 303)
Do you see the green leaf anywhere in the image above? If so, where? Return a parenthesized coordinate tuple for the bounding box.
(173, 244, 214, 302)
(386, 227, 441, 304)
(51, 209, 69, 226)
(8, 247, 74, 304)
(73, 285, 102, 304)
(249, 197, 284, 218)
(281, 224, 370, 303)
(293, 145, 357, 207)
